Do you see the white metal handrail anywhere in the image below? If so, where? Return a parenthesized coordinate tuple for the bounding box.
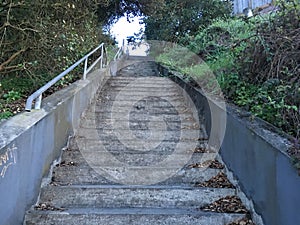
(25, 43, 106, 111)
(113, 39, 128, 61)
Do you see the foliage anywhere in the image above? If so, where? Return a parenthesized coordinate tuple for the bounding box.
(155, 10, 299, 138)
(0, 0, 113, 118)
(144, 0, 233, 42)
(97, 0, 232, 42)
(188, 18, 256, 79)
(240, 0, 299, 83)
(97, 0, 164, 25)
(238, 0, 300, 138)
(153, 18, 255, 97)
(0, 110, 13, 120)
(3, 90, 21, 102)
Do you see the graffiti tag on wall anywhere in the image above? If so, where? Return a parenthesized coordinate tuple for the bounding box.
(0, 145, 17, 178)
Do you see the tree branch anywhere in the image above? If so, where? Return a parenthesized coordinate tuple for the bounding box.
(0, 48, 26, 71)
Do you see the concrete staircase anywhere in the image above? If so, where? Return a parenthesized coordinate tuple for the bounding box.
(24, 57, 249, 225)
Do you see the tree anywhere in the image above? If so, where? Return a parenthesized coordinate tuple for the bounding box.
(0, 0, 111, 93)
(97, 0, 164, 25)
(143, 0, 233, 42)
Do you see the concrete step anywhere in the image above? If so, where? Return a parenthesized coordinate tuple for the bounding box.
(91, 106, 192, 115)
(101, 81, 181, 92)
(68, 136, 208, 151)
(106, 86, 180, 92)
(101, 90, 181, 97)
(76, 128, 199, 143)
(126, 55, 155, 60)
(65, 139, 209, 161)
(95, 99, 187, 108)
(108, 83, 176, 88)
(52, 162, 221, 186)
(83, 111, 198, 122)
(106, 76, 165, 82)
(107, 80, 177, 87)
(80, 119, 200, 130)
(38, 186, 236, 209)
(98, 92, 185, 99)
(60, 146, 209, 163)
(105, 76, 178, 85)
(24, 209, 245, 225)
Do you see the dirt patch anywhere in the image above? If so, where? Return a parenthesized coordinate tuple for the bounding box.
(196, 172, 235, 189)
(200, 196, 248, 214)
(188, 160, 224, 169)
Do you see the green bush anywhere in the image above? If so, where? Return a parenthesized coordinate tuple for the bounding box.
(156, 12, 299, 139)
(3, 91, 21, 103)
(238, 0, 300, 138)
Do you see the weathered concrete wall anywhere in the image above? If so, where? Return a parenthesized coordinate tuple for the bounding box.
(0, 68, 109, 225)
(220, 107, 300, 225)
(158, 65, 300, 225)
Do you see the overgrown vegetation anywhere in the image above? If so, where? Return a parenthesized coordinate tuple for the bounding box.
(239, 0, 299, 138)
(155, 0, 299, 140)
(0, 0, 113, 119)
(144, 0, 232, 42)
(1, 0, 299, 143)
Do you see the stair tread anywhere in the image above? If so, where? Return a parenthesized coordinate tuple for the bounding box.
(25, 211, 245, 225)
(26, 207, 242, 215)
(38, 186, 236, 208)
(52, 165, 221, 186)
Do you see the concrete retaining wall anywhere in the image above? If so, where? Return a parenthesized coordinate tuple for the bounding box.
(158, 65, 300, 225)
(0, 68, 109, 225)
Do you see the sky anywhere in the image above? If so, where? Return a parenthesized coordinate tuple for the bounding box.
(110, 16, 145, 46)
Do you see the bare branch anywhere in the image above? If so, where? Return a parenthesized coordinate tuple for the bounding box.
(0, 48, 26, 71)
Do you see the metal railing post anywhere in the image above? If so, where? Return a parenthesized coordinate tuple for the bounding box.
(113, 39, 126, 61)
(83, 58, 88, 80)
(34, 94, 42, 109)
(100, 45, 104, 69)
